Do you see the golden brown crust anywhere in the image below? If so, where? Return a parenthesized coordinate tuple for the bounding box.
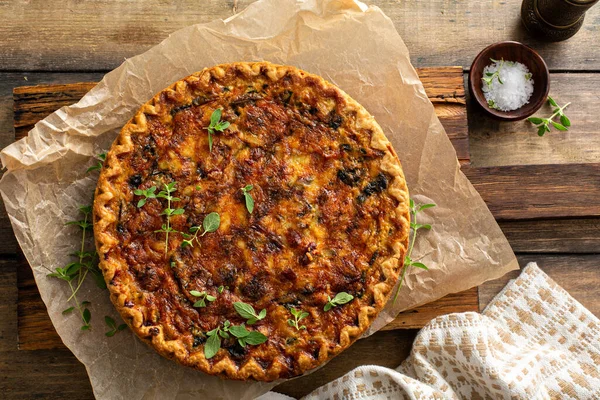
(93, 62, 410, 381)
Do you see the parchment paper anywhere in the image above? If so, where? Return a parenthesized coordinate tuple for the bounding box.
(0, 0, 518, 398)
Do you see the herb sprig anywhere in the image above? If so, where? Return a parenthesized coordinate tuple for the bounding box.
(134, 186, 157, 208)
(204, 320, 267, 359)
(241, 185, 254, 214)
(182, 212, 220, 248)
(287, 308, 308, 330)
(154, 182, 183, 256)
(527, 96, 571, 136)
(234, 301, 267, 325)
(104, 316, 127, 337)
(393, 200, 436, 303)
(190, 290, 217, 308)
(205, 108, 231, 152)
(49, 205, 105, 330)
(482, 58, 504, 88)
(86, 152, 107, 173)
(324, 292, 354, 311)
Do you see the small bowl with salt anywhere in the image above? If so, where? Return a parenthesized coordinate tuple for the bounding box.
(469, 41, 549, 121)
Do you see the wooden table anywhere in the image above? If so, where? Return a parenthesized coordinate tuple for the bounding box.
(1, 1, 599, 399)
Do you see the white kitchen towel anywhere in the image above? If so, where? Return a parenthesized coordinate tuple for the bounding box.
(264, 263, 600, 399)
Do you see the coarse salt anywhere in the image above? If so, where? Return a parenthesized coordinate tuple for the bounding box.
(482, 60, 534, 112)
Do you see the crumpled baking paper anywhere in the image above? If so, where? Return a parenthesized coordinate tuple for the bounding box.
(0, 0, 518, 398)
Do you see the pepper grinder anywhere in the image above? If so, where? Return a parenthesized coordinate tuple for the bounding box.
(521, 0, 599, 41)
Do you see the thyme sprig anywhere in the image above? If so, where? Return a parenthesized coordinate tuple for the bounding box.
(393, 200, 436, 303)
(154, 182, 183, 256)
(190, 290, 217, 308)
(527, 96, 572, 136)
(482, 58, 504, 88)
(48, 205, 105, 330)
(287, 308, 308, 330)
(205, 108, 231, 152)
(104, 316, 127, 337)
(134, 186, 157, 208)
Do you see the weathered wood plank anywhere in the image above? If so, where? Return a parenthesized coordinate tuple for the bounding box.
(382, 287, 479, 330)
(499, 218, 600, 253)
(17, 253, 64, 350)
(0, 349, 94, 400)
(12, 68, 469, 161)
(0, 1, 598, 71)
(0, 257, 18, 351)
(479, 254, 600, 316)
(0, 73, 104, 256)
(463, 163, 600, 220)
(469, 73, 600, 167)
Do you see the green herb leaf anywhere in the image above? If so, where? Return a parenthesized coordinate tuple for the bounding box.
(241, 185, 255, 214)
(548, 96, 558, 107)
(234, 302, 266, 324)
(204, 332, 221, 359)
(244, 331, 267, 345)
(412, 262, 429, 270)
(105, 316, 116, 328)
(62, 307, 75, 315)
(560, 114, 571, 127)
(537, 125, 546, 136)
(194, 299, 206, 308)
(83, 308, 91, 324)
(190, 290, 203, 297)
(418, 204, 436, 211)
(551, 121, 568, 131)
(324, 292, 354, 311)
(234, 302, 258, 320)
(206, 109, 230, 152)
(527, 117, 544, 125)
(203, 212, 220, 234)
(210, 108, 222, 127)
(228, 325, 250, 338)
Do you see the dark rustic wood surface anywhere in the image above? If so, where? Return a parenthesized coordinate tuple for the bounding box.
(0, 1, 599, 399)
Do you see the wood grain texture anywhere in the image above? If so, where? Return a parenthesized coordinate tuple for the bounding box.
(463, 163, 600, 220)
(469, 73, 600, 167)
(499, 218, 600, 253)
(12, 67, 470, 161)
(0, 1, 598, 71)
(0, 72, 104, 256)
(382, 287, 479, 330)
(479, 254, 600, 316)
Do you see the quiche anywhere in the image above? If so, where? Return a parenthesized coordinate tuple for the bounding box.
(93, 62, 410, 381)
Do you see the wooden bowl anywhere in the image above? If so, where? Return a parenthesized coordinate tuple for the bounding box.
(469, 41, 550, 121)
